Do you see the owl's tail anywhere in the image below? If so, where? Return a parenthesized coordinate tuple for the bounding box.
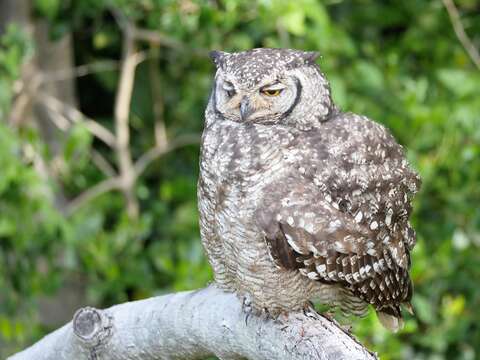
(377, 311, 404, 332)
(376, 301, 415, 332)
(377, 296, 417, 331)
(379, 301, 416, 331)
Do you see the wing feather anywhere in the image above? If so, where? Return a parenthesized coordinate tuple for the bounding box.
(255, 113, 420, 317)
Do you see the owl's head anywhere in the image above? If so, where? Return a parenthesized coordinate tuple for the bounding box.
(208, 48, 334, 129)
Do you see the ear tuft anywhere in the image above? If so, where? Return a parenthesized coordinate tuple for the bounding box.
(210, 50, 229, 69)
(302, 51, 320, 64)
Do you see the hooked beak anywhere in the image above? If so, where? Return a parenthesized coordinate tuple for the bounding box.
(240, 97, 254, 121)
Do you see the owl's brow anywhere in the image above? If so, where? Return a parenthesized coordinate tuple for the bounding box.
(260, 81, 286, 91)
(222, 81, 235, 90)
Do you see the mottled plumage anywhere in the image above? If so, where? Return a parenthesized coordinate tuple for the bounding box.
(198, 48, 421, 331)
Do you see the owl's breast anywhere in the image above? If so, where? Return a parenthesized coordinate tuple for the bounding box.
(203, 122, 315, 303)
(216, 124, 298, 183)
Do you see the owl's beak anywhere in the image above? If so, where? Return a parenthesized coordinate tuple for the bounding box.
(240, 97, 254, 121)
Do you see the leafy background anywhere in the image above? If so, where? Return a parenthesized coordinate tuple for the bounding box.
(1, 0, 479, 359)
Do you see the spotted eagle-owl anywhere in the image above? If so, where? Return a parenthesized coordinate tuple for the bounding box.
(198, 48, 421, 331)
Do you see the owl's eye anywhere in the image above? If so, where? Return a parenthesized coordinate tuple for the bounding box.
(223, 82, 235, 98)
(261, 89, 283, 97)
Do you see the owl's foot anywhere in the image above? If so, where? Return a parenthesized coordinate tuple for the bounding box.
(317, 311, 353, 334)
(340, 324, 352, 333)
(321, 311, 335, 321)
(302, 301, 321, 320)
(272, 311, 290, 324)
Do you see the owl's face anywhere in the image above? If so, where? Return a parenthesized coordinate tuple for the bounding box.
(214, 69, 301, 124)
(208, 48, 334, 129)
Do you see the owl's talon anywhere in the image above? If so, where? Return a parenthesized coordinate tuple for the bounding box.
(242, 295, 254, 325)
(322, 311, 335, 321)
(341, 324, 352, 333)
(273, 312, 289, 325)
(244, 312, 251, 326)
(303, 305, 320, 319)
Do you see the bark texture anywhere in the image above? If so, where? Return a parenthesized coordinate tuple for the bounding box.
(9, 285, 377, 360)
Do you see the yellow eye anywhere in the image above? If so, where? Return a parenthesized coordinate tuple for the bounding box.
(261, 89, 282, 96)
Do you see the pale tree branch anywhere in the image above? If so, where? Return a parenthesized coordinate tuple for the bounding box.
(133, 134, 200, 178)
(37, 93, 117, 148)
(51, 53, 195, 214)
(20, 143, 70, 211)
(64, 135, 197, 215)
(109, 6, 207, 218)
(110, 7, 208, 56)
(8, 74, 42, 126)
(148, 46, 168, 149)
(113, 28, 143, 219)
(43, 105, 71, 131)
(9, 60, 119, 127)
(91, 150, 117, 178)
(13, 60, 120, 95)
(443, 0, 480, 70)
(131, 26, 209, 56)
(7, 285, 377, 360)
(132, 27, 187, 50)
(40, 60, 120, 83)
(22, 144, 49, 180)
(8, 6, 201, 219)
(65, 177, 121, 216)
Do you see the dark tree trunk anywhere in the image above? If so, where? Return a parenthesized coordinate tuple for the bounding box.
(0, 0, 87, 330)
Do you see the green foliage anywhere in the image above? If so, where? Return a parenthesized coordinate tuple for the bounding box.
(0, 25, 33, 120)
(1, 1, 480, 358)
(0, 122, 65, 351)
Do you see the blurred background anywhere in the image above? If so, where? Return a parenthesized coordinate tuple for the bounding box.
(0, 0, 479, 359)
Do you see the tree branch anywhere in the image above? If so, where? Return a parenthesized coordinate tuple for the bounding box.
(65, 177, 121, 216)
(443, 0, 480, 70)
(9, 60, 120, 127)
(91, 150, 117, 178)
(133, 134, 200, 178)
(38, 93, 117, 148)
(113, 29, 144, 218)
(40, 60, 120, 83)
(8, 285, 377, 360)
(148, 46, 168, 149)
(110, 7, 208, 56)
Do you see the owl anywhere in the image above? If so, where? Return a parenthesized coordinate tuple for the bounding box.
(198, 48, 421, 331)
